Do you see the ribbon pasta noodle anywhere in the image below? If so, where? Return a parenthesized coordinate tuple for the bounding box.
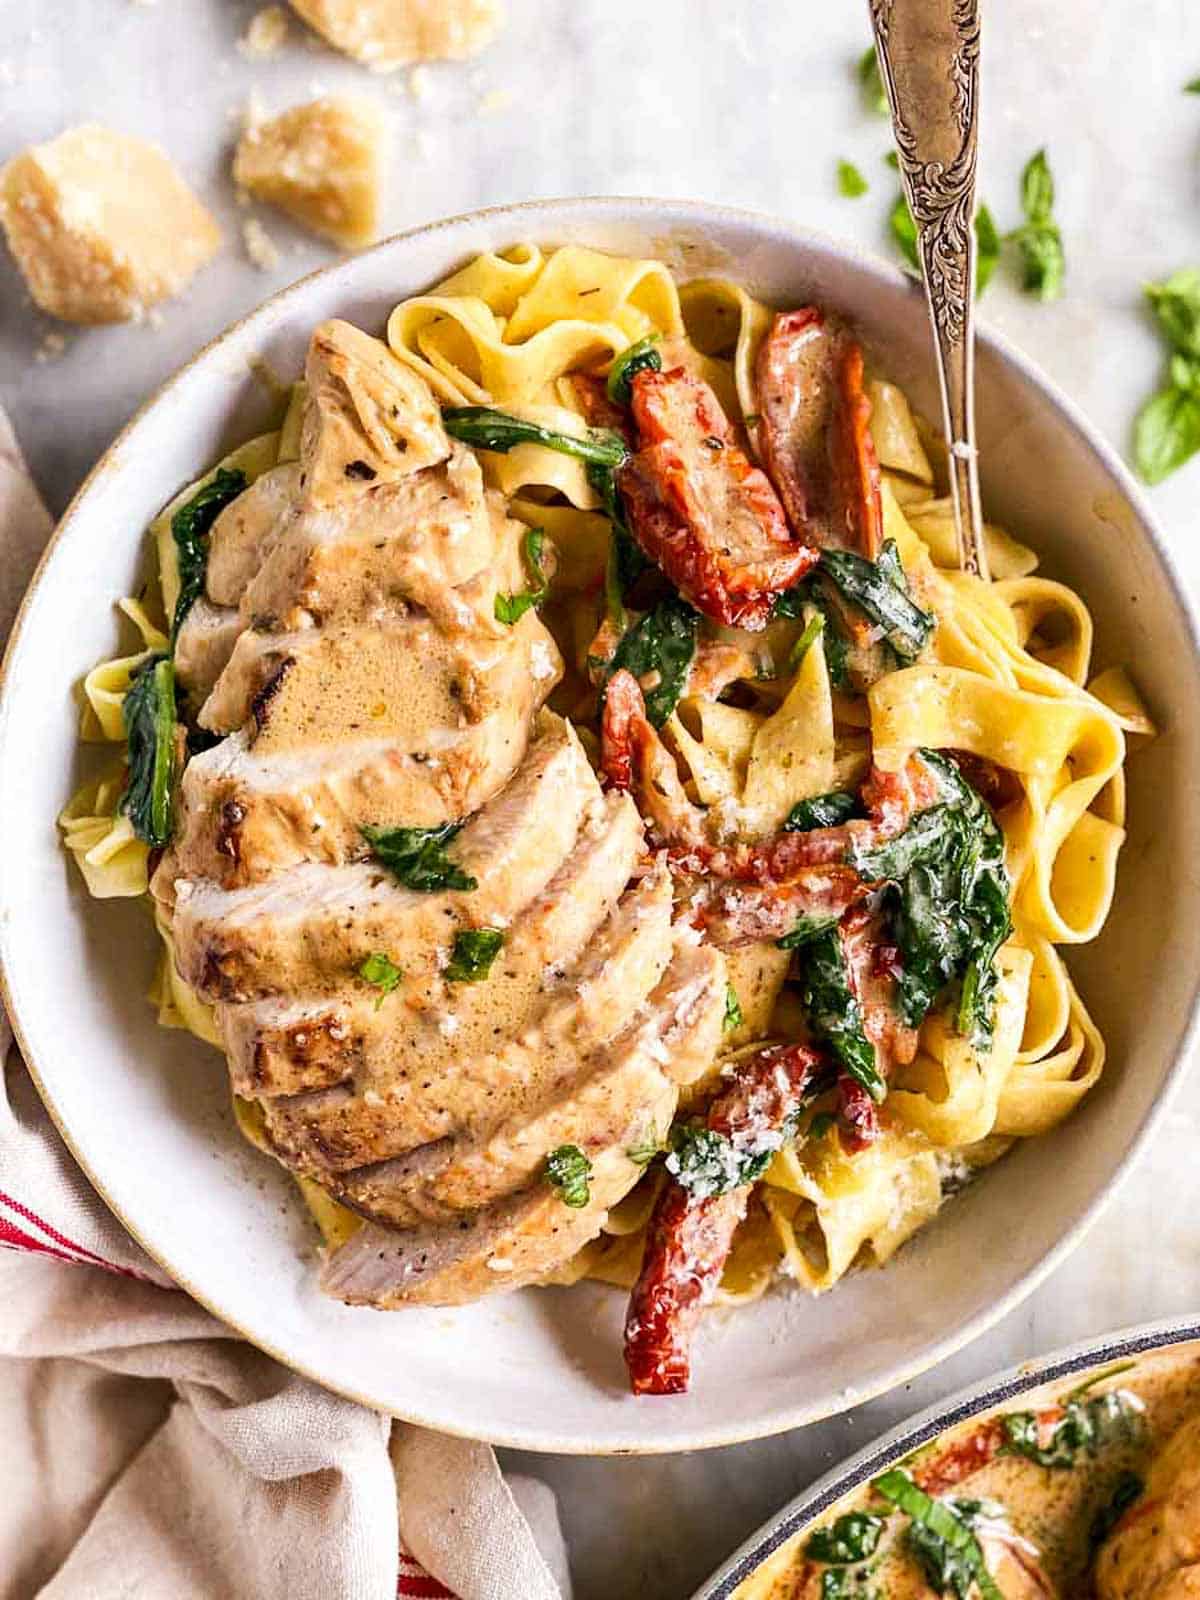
(61, 243, 1153, 1318)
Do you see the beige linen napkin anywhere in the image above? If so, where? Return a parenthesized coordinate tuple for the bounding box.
(0, 408, 571, 1600)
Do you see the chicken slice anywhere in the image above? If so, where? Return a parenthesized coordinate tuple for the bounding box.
(301, 318, 448, 504)
(318, 941, 727, 1308)
(206, 462, 301, 607)
(261, 854, 674, 1177)
(168, 714, 595, 1001)
(173, 598, 243, 709)
(1096, 1409, 1200, 1600)
(221, 789, 643, 1098)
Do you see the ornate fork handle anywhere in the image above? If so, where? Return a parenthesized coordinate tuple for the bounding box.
(870, 0, 989, 581)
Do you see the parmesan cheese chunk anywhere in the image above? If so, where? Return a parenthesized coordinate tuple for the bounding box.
(288, 0, 503, 71)
(233, 97, 385, 251)
(0, 125, 220, 324)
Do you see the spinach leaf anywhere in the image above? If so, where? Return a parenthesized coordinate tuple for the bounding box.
(723, 983, 743, 1032)
(1008, 149, 1065, 302)
(1089, 1470, 1143, 1549)
(872, 1472, 1002, 1600)
(607, 335, 662, 406)
(806, 1509, 886, 1564)
(121, 656, 177, 848)
(170, 467, 247, 640)
(665, 1123, 775, 1199)
(606, 595, 699, 727)
(495, 527, 549, 625)
(544, 1144, 592, 1207)
(776, 912, 843, 951)
(1002, 1389, 1142, 1469)
(853, 751, 1011, 1045)
(445, 927, 504, 983)
(838, 160, 869, 199)
(800, 926, 886, 1102)
(818, 540, 934, 660)
(858, 45, 887, 115)
(362, 822, 476, 893)
(357, 951, 402, 1009)
(442, 406, 627, 468)
(785, 791, 859, 832)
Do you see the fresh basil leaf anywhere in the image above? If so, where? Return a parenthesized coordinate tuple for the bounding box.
(723, 984, 743, 1032)
(362, 822, 477, 893)
(1146, 269, 1200, 359)
(975, 203, 1000, 296)
(1020, 148, 1055, 224)
(121, 656, 177, 848)
(889, 191, 920, 271)
(357, 951, 402, 1009)
(607, 335, 662, 406)
(818, 540, 934, 660)
(838, 159, 869, 199)
(170, 467, 247, 641)
(1011, 222, 1065, 301)
(442, 407, 627, 468)
(805, 1509, 886, 1564)
(1003, 1389, 1143, 1469)
(801, 926, 886, 1101)
(544, 1143, 592, 1207)
(884, 150, 900, 170)
(1188, 77, 1200, 93)
(495, 526, 549, 625)
(445, 927, 504, 984)
(785, 790, 860, 832)
(872, 1471, 1002, 1600)
(1134, 382, 1200, 484)
(607, 595, 699, 727)
(858, 45, 887, 115)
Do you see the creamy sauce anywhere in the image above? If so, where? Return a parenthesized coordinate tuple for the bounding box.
(736, 1340, 1200, 1599)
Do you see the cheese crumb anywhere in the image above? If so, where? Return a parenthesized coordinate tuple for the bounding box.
(242, 216, 281, 271)
(287, 0, 505, 72)
(0, 125, 221, 324)
(239, 5, 290, 58)
(486, 1256, 514, 1272)
(233, 96, 386, 250)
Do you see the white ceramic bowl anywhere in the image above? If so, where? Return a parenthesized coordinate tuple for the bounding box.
(2, 198, 1198, 1454)
(692, 1316, 1200, 1598)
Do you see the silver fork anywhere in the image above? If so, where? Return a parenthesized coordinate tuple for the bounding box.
(869, 0, 989, 581)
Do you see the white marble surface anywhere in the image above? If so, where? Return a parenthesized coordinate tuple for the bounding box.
(3, 2, 1200, 1596)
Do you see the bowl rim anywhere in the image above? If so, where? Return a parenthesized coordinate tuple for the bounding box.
(690, 1314, 1200, 1598)
(3, 193, 1199, 1455)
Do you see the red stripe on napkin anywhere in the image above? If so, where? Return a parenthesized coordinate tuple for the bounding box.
(397, 1550, 455, 1598)
(0, 1187, 152, 1280)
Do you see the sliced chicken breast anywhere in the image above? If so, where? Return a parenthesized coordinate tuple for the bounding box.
(173, 598, 243, 708)
(206, 462, 302, 607)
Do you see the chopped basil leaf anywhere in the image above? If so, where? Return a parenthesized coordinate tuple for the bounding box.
(362, 822, 477, 893)
(1187, 77, 1200, 94)
(1090, 1469, 1143, 1549)
(889, 192, 998, 299)
(666, 1123, 775, 1199)
(626, 1127, 662, 1167)
(858, 45, 887, 115)
(1150, 272, 1200, 361)
(776, 912, 843, 951)
(606, 595, 699, 727)
(975, 204, 1001, 295)
(544, 1143, 592, 1207)
(889, 190, 920, 271)
(495, 526, 549, 625)
(818, 540, 934, 661)
(884, 150, 900, 170)
(121, 656, 177, 848)
(445, 927, 504, 984)
(806, 1509, 886, 1564)
(442, 406, 627, 468)
(872, 1471, 1003, 1600)
(1002, 1389, 1142, 1469)
(807, 1111, 837, 1142)
(170, 467, 247, 641)
(785, 790, 859, 832)
(800, 926, 886, 1101)
(607, 335, 662, 406)
(1008, 149, 1065, 302)
(853, 750, 1011, 1045)
(723, 983, 743, 1032)
(1135, 272, 1200, 482)
(838, 159, 869, 199)
(357, 951, 402, 1009)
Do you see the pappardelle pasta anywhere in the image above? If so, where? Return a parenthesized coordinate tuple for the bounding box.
(62, 244, 1152, 1396)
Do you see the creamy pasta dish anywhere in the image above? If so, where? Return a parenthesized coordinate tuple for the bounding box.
(738, 1340, 1200, 1598)
(61, 244, 1152, 1395)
